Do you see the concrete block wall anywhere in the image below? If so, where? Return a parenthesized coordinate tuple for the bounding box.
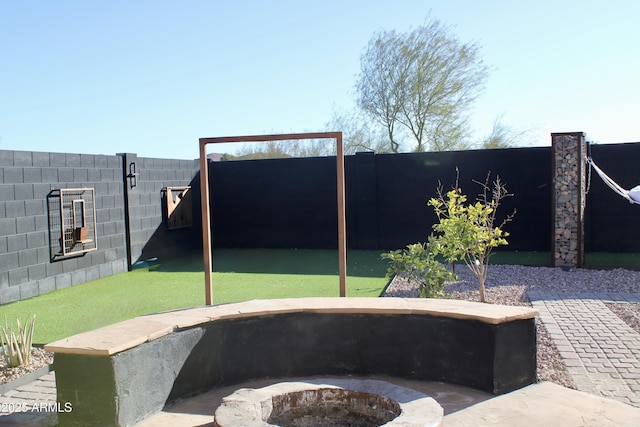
(0, 150, 200, 304)
(0, 150, 128, 304)
(123, 154, 200, 267)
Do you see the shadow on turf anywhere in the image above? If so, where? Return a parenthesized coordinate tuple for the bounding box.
(143, 249, 640, 277)
(145, 248, 389, 278)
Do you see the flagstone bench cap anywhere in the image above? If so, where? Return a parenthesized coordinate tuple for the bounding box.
(44, 297, 538, 356)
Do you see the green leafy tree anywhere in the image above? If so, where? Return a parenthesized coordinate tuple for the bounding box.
(356, 15, 489, 153)
(381, 242, 457, 298)
(324, 108, 391, 154)
(428, 173, 515, 302)
(222, 139, 335, 160)
(479, 115, 529, 149)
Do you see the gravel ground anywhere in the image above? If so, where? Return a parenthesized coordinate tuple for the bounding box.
(0, 347, 53, 386)
(606, 302, 640, 334)
(383, 264, 640, 389)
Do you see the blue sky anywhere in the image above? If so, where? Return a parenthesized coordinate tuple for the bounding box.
(1, 1, 639, 159)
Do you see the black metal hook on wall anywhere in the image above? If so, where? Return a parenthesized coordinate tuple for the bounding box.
(126, 162, 139, 189)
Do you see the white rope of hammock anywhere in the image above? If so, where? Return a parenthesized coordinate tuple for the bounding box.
(586, 157, 640, 204)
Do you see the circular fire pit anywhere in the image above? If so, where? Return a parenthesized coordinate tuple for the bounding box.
(267, 388, 399, 427)
(213, 378, 443, 427)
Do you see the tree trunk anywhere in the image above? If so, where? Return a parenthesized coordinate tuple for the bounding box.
(478, 272, 486, 303)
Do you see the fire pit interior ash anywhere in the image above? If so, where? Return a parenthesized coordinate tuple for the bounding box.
(267, 388, 400, 427)
(213, 378, 444, 427)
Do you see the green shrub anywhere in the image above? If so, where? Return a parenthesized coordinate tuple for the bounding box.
(1, 315, 36, 368)
(428, 173, 515, 302)
(381, 243, 457, 298)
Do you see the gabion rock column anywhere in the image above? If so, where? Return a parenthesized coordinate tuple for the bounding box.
(551, 132, 587, 269)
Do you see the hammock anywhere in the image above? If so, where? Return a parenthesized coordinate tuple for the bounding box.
(586, 157, 640, 204)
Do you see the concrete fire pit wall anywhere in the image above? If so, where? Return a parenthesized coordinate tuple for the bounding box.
(45, 298, 538, 427)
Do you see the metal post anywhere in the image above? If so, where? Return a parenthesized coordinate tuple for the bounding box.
(336, 133, 347, 297)
(199, 140, 213, 305)
(199, 132, 347, 304)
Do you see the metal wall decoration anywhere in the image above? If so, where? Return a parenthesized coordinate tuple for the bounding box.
(48, 188, 98, 259)
(162, 186, 193, 230)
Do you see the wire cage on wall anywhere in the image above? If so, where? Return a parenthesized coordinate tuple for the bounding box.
(48, 188, 98, 260)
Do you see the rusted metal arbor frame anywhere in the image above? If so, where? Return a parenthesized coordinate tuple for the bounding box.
(199, 132, 347, 305)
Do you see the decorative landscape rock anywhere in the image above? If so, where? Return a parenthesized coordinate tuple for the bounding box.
(552, 132, 587, 269)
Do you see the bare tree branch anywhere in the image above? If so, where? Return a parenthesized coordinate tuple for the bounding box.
(357, 16, 489, 152)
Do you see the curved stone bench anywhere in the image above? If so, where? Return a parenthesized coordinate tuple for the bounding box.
(45, 297, 538, 427)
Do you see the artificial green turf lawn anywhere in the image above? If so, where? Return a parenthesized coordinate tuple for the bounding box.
(2, 249, 390, 344)
(3, 248, 638, 344)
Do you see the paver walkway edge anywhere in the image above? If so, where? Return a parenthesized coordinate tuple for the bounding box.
(528, 291, 640, 407)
